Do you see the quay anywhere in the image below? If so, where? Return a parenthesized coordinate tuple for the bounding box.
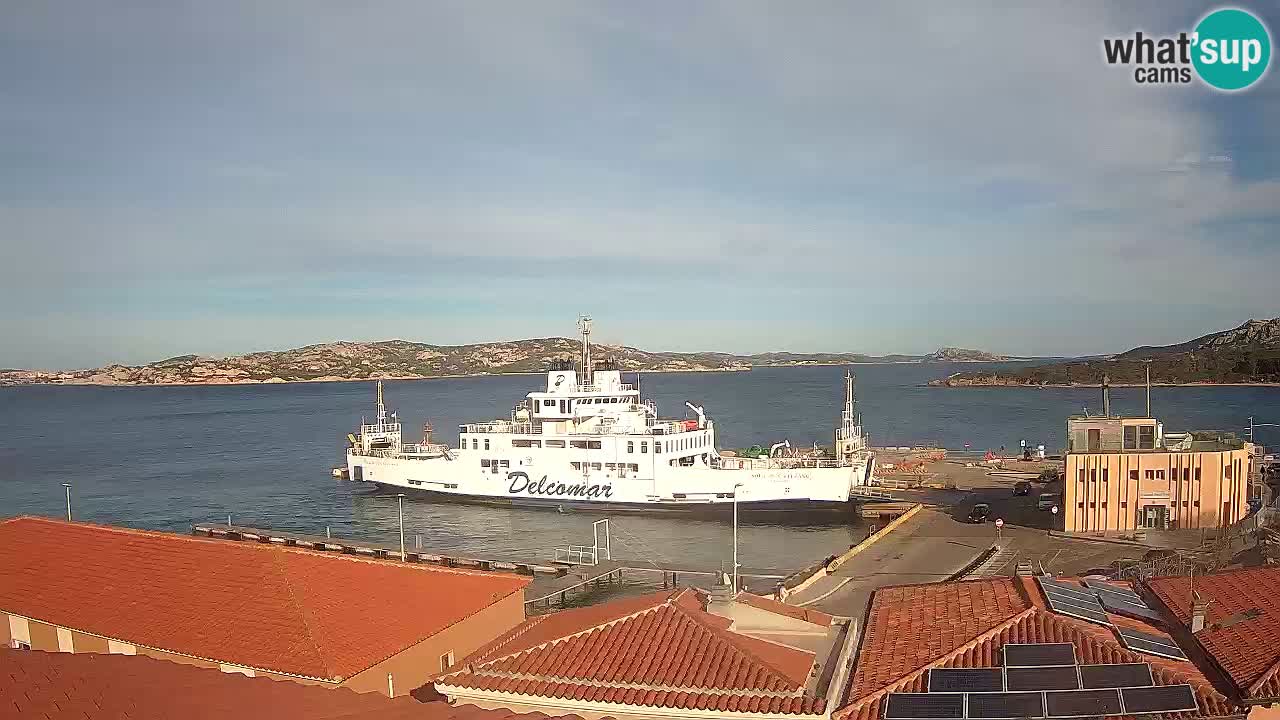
(191, 522, 787, 611)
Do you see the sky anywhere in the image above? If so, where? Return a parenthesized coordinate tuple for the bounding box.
(2, 2, 1279, 369)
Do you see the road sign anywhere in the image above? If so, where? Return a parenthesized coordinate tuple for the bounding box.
(1051, 505, 1060, 515)
(995, 518, 1004, 529)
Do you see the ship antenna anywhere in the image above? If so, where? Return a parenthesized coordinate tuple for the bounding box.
(578, 315, 593, 386)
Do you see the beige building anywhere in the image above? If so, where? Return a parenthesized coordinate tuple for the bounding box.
(1063, 415, 1252, 534)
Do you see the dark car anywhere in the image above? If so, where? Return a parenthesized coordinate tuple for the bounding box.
(1013, 481, 1032, 496)
(967, 503, 992, 523)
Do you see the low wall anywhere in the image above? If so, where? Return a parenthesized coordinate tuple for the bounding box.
(780, 503, 924, 602)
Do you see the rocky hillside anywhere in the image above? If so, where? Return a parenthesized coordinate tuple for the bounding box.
(933, 319, 1280, 387)
(925, 347, 1010, 362)
(1, 337, 1019, 387)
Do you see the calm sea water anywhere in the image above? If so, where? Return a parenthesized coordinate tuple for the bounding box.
(2, 364, 1277, 576)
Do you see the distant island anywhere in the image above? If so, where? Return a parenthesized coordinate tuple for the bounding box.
(0, 340, 1020, 388)
(932, 318, 1280, 387)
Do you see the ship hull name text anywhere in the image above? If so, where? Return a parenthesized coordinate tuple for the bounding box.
(507, 471, 614, 499)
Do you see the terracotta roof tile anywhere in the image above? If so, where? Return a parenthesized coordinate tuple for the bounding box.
(1148, 566, 1280, 699)
(836, 577, 1240, 720)
(0, 516, 528, 680)
(438, 588, 827, 715)
(0, 648, 599, 720)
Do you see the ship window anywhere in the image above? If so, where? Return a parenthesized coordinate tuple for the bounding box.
(629, 463, 638, 471)
(641, 442, 648, 454)
(546, 440, 565, 448)
(484, 439, 490, 450)
(481, 459, 490, 467)
(408, 479, 422, 486)
(654, 441, 661, 452)
(571, 462, 581, 470)
(592, 462, 602, 470)
(499, 460, 509, 467)
(627, 441, 634, 453)
(544, 399, 555, 408)
(570, 441, 588, 449)
(559, 400, 567, 413)
(471, 439, 478, 450)
(588, 441, 601, 449)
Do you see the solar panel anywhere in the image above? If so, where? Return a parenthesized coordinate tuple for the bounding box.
(1006, 666, 1081, 691)
(1094, 593, 1164, 622)
(1120, 685, 1198, 714)
(1082, 580, 1142, 602)
(967, 691, 1047, 719)
(1117, 628, 1188, 661)
(1039, 578, 1102, 603)
(883, 693, 965, 720)
(1078, 663, 1154, 689)
(1043, 593, 1113, 627)
(928, 668, 1005, 693)
(1044, 689, 1123, 717)
(1003, 643, 1077, 667)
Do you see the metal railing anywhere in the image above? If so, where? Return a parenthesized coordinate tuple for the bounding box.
(461, 421, 535, 434)
(555, 545, 601, 565)
(712, 456, 844, 470)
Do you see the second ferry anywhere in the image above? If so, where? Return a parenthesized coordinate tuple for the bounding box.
(343, 318, 877, 515)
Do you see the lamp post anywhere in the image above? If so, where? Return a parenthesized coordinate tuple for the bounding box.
(61, 483, 72, 521)
(396, 493, 406, 562)
(732, 482, 744, 594)
(1247, 417, 1280, 443)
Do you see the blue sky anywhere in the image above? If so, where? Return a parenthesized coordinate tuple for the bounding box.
(2, 1, 1279, 369)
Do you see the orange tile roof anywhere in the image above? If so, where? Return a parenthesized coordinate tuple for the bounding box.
(437, 589, 827, 715)
(835, 576, 1239, 720)
(0, 648, 594, 720)
(0, 516, 529, 681)
(1148, 566, 1280, 699)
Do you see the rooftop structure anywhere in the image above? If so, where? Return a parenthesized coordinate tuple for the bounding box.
(0, 647, 592, 720)
(434, 588, 853, 718)
(834, 575, 1240, 720)
(0, 516, 529, 695)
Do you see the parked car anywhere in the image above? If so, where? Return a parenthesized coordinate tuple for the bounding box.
(1013, 481, 1032, 496)
(967, 503, 992, 523)
(1037, 493, 1060, 511)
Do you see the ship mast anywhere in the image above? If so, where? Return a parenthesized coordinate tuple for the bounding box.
(578, 315, 593, 386)
(376, 379, 388, 424)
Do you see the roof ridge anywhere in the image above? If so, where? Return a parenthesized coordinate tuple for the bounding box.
(669, 598, 810, 691)
(453, 666, 811, 698)
(452, 590, 681, 674)
(271, 549, 335, 680)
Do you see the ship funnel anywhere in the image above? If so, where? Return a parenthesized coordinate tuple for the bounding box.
(685, 402, 707, 429)
(1101, 374, 1111, 417)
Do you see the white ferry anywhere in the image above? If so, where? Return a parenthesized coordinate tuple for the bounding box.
(343, 319, 876, 515)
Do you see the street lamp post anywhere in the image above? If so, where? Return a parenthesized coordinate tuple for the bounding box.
(732, 482, 744, 594)
(1247, 417, 1280, 444)
(61, 483, 72, 521)
(396, 493, 406, 562)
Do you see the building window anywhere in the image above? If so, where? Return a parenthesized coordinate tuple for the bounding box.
(627, 441, 634, 453)
(1155, 470, 1164, 480)
(440, 651, 454, 672)
(1129, 470, 1138, 481)
(1145, 470, 1154, 480)
(1121, 502, 1127, 509)
(1195, 468, 1202, 482)
(1226, 464, 1233, 479)
(641, 442, 648, 454)
(1102, 469, 1109, 483)
(1138, 425, 1156, 450)
(1194, 501, 1201, 507)
(1078, 502, 1085, 508)
(1124, 425, 1138, 450)
(1090, 470, 1097, 482)
(11, 640, 30, 650)
(1078, 469, 1086, 483)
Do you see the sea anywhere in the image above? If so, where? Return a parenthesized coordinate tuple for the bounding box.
(2, 363, 1277, 580)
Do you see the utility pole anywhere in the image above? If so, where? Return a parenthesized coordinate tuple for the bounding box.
(397, 493, 406, 561)
(732, 482, 744, 594)
(1144, 361, 1152, 417)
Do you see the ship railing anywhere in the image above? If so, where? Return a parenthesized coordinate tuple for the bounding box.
(574, 383, 635, 393)
(647, 420, 692, 434)
(400, 443, 451, 456)
(360, 422, 402, 435)
(713, 457, 845, 470)
(462, 421, 535, 434)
